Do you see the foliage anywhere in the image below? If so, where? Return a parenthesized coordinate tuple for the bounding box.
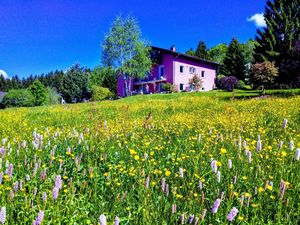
(2, 89, 34, 108)
(88, 67, 117, 95)
(218, 76, 239, 91)
(161, 82, 174, 92)
(208, 44, 228, 64)
(222, 38, 246, 81)
(236, 80, 246, 89)
(254, 0, 300, 84)
(188, 74, 203, 91)
(1, 93, 300, 223)
(185, 48, 195, 56)
(28, 80, 48, 106)
(45, 87, 61, 105)
(61, 64, 90, 103)
(251, 61, 279, 89)
(102, 15, 152, 96)
(91, 86, 113, 101)
(195, 41, 209, 59)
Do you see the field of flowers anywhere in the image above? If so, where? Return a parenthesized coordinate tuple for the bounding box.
(0, 92, 300, 224)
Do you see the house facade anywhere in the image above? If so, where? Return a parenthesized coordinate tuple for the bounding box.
(117, 46, 219, 97)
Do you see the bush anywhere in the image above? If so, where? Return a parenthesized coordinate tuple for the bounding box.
(28, 80, 47, 106)
(216, 75, 225, 88)
(46, 87, 61, 105)
(218, 76, 239, 92)
(161, 83, 174, 92)
(92, 86, 113, 101)
(2, 89, 34, 108)
(237, 80, 246, 89)
(251, 61, 279, 89)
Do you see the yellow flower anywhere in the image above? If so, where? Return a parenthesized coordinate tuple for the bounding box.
(129, 149, 137, 155)
(280, 151, 287, 157)
(258, 187, 265, 193)
(245, 192, 251, 197)
(270, 195, 275, 200)
(165, 170, 171, 177)
(220, 148, 227, 154)
(216, 161, 222, 166)
(252, 203, 258, 208)
(242, 176, 248, 180)
(267, 185, 273, 191)
(238, 216, 244, 221)
(134, 155, 140, 160)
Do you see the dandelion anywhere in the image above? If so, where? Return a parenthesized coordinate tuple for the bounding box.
(295, 148, 300, 161)
(227, 207, 239, 221)
(52, 187, 59, 200)
(212, 199, 221, 214)
(99, 214, 107, 225)
(283, 118, 288, 129)
(35, 210, 44, 225)
(179, 168, 184, 178)
(0, 207, 6, 224)
(114, 216, 120, 225)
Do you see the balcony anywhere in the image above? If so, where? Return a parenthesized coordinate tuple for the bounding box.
(134, 76, 166, 85)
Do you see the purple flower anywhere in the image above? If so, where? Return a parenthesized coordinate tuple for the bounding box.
(290, 141, 294, 151)
(0, 207, 6, 224)
(33, 187, 38, 197)
(201, 209, 207, 220)
(216, 171, 221, 183)
(188, 214, 194, 224)
(36, 210, 44, 225)
(247, 151, 252, 164)
(14, 181, 19, 192)
(280, 181, 286, 199)
(227, 207, 239, 221)
(99, 214, 107, 225)
(172, 204, 176, 213)
(161, 177, 165, 192)
(26, 174, 30, 182)
(228, 159, 232, 169)
(283, 118, 288, 129)
(211, 160, 217, 173)
(194, 216, 199, 225)
(180, 213, 185, 224)
(9, 190, 14, 200)
(6, 164, 13, 179)
(0, 173, 3, 185)
(55, 175, 62, 189)
(114, 216, 120, 225)
(52, 187, 59, 200)
(256, 140, 262, 152)
(212, 198, 221, 214)
(165, 184, 169, 196)
(179, 168, 184, 178)
(296, 148, 300, 161)
(145, 176, 150, 189)
(42, 192, 47, 202)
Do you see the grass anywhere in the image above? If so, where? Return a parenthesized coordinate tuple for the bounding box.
(0, 90, 300, 224)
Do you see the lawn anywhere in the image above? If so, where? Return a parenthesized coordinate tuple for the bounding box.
(0, 91, 300, 224)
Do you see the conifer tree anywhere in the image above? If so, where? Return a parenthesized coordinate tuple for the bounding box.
(195, 41, 209, 59)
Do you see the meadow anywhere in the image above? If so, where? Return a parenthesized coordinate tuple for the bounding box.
(0, 91, 300, 224)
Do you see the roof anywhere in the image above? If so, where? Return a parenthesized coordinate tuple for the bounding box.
(151, 46, 219, 67)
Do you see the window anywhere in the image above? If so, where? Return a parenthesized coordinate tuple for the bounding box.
(180, 83, 184, 91)
(180, 65, 184, 73)
(201, 71, 205, 77)
(189, 67, 196, 74)
(158, 65, 164, 79)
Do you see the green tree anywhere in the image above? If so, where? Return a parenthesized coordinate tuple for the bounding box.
(185, 48, 195, 56)
(102, 15, 152, 96)
(223, 38, 246, 81)
(251, 61, 279, 89)
(61, 64, 90, 103)
(88, 67, 117, 95)
(208, 43, 228, 64)
(91, 86, 113, 101)
(195, 41, 209, 59)
(254, 0, 300, 85)
(28, 80, 47, 106)
(2, 89, 34, 108)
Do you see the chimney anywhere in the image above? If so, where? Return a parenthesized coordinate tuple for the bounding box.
(170, 45, 176, 52)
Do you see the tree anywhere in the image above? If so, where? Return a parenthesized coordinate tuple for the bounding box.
(185, 48, 195, 56)
(102, 15, 152, 96)
(223, 38, 246, 81)
(61, 64, 90, 103)
(250, 61, 279, 89)
(188, 75, 203, 91)
(254, 0, 300, 85)
(91, 86, 113, 101)
(195, 41, 209, 59)
(2, 89, 34, 108)
(28, 80, 47, 106)
(208, 44, 228, 64)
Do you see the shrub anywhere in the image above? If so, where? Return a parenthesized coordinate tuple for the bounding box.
(218, 76, 239, 92)
(28, 80, 47, 106)
(161, 83, 174, 92)
(92, 86, 113, 101)
(251, 61, 279, 89)
(2, 89, 34, 108)
(216, 75, 225, 88)
(188, 75, 203, 91)
(237, 80, 246, 89)
(45, 87, 61, 105)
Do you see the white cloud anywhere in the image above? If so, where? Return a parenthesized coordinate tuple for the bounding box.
(247, 13, 267, 28)
(0, 70, 9, 79)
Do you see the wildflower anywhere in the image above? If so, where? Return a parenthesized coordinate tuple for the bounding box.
(228, 159, 232, 169)
(290, 141, 294, 151)
(194, 216, 199, 225)
(201, 209, 207, 220)
(34, 187, 38, 197)
(198, 180, 203, 190)
(0, 207, 6, 224)
(179, 168, 184, 178)
(55, 175, 62, 189)
(227, 207, 239, 221)
(187, 214, 194, 224)
(26, 174, 30, 182)
(247, 151, 251, 164)
(280, 181, 286, 199)
(220, 148, 227, 154)
(216, 171, 221, 183)
(256, 140, 262, 152)
(279, 141, 283, 148)
(166, 184, 169, 196)
(6, 164, 13, 179)
(283, 118, 288, 129)
(42, 192, 47, 202)
(145, 176, 150, 189)
(212, 199, 221, 214)
(161, 178, 165, 192)
(99, 214, 107, 225)
(114, 216, 120, 225)
(172, 204, 176, 213)
(35, 210, 44, 225)
(52, 187, 59, 200)
(14, 181, 18, 192)
(211, 160, 217, 173)
(197, 133, 201, 143)
(295, 149, 300, 161)
(180, 213, 185, 224)
(9, 190, 14, 200)
(165, 170, 171, 177)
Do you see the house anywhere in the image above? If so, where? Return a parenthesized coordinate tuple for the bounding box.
(117, 45, 219, 97)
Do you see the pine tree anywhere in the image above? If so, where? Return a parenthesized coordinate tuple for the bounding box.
(254, 0, 300, 85)
(195, 41, 209, 59)
(222, 38, 246, 81)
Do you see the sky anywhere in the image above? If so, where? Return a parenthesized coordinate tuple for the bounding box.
(0, 0, 267, 78)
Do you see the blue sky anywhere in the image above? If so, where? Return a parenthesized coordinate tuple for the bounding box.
(0, 0, 266, 78)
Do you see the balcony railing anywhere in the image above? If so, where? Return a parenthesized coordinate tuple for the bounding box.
(134, 76, 166, 85)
